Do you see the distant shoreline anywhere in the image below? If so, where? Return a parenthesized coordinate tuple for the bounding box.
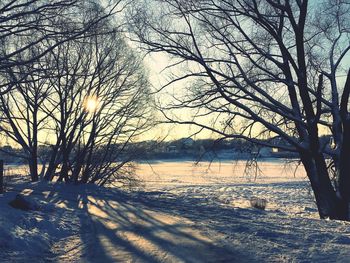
(2, 157, 300, 167)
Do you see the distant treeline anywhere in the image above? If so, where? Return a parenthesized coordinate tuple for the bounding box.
(140, 135, 334, 160)
(1, 135, 334, 164)
(137, 138, 291, 160)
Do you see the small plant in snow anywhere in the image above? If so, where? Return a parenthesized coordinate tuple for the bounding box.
(250, 197, 267, 210)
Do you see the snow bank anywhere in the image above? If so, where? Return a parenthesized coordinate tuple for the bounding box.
(0, 181, 89, 261)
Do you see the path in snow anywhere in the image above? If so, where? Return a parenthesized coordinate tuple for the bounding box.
(81, 193, 245, 262)
(2, 181, 251, 262)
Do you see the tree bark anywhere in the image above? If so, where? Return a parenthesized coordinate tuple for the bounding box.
(28, 155, 38, 182)
(44, 147, 60, 181)
(301, 151, 349, 220)
(337, 121, 350, 220)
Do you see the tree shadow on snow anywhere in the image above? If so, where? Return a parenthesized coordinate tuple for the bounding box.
(4, 178, 348, 262)
(40, 184, 254, 262)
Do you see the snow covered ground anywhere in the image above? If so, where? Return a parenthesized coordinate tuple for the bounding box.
(1, 160, 350, 262)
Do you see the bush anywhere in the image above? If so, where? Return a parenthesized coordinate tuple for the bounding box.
(250, 197, 267, 210)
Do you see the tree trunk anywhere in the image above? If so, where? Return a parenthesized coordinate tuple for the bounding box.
(301, 152, 349, 220)
(58, 136, 70, 182)
(58, 157, 69, 182)
(58, 146, 70, 182)
(28, 155, 38, 182)
(337, 121, 350, 220)
(44, 154, 58, 181)
(72, 155, 83, 184)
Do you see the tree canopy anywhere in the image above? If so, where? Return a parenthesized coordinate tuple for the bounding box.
(130, 0, 350, 220)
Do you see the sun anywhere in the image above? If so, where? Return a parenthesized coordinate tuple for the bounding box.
(84, 95, 100, 113)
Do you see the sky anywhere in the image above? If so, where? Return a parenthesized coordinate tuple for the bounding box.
(141, 52, 216, 141)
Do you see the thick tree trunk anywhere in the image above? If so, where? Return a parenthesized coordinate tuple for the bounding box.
(301, 152, 349, 220)
(337, 123, 350, 220)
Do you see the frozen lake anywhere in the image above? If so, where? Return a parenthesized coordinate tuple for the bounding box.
(136, 159, 307, 189)
(3, 159, 308, 188)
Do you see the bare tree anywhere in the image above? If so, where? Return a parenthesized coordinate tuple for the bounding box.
(0, 51, 51, 181)
(40, 17, 152, 185)
(0, 0, 124, 94)
(130, 0, 350, 220)
(0, 0, 135, 182)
